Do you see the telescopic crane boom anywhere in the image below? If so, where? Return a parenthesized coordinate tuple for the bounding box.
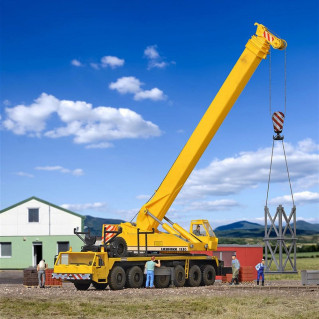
(136, 23, 286, 233)
(98, 23, 287, 255)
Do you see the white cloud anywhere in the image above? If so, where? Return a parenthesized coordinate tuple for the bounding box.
(3, 99, 11, 106)
(35, 165, 84, 176)
(184, 199, 240, 211)
(298, 138, 319, 153)
(61, 202, 107, 212)
(90, 63, 100, 70)
(144, 45, 160, 59)
(269, 191, 319, 206)
(151, 61, 168, 69)
(134, 88, 166, 101)
(109, 76, 166, 101)
(296, 217, 319, 223)
(15, 172, 34, 178)
(71, 59, 83, 67)
(2, 93, 162, 147)
(144, 45, 173, 69)
(101, 56, 124, 68)
(180, 140, 319, 200)
(3, 93, 59, 136)
(109, 76, 142, 94)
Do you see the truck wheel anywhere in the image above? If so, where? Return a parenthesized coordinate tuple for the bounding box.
(92, 282, 108, 290)
(74, 281, 91, 290)
(127, 266, 143, 288)
(111, 237, 127, 257)
(187, 265, 202, 287)
(201, 265, 216, 286)
(154, 275, 170, 288)
(108, 266, 126, 290)
(173, 265, 186, 287)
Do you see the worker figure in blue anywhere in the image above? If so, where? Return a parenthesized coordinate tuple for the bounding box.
(229, 254, 240, 285)
(255, 258, 265, 286)
(145, 256, 161, 288)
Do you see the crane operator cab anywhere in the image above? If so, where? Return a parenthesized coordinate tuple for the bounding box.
(190, 220, 218, 251)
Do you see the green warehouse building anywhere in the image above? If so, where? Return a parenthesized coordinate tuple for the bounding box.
(0, 197, 85, 269)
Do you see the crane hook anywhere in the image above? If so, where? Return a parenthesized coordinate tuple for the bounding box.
(272, 111, 285, 140)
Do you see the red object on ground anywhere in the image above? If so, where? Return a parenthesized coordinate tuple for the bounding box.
(225, 274, 233, 283)
(45, 269, 62, 287)
(194, 245, 263, 282)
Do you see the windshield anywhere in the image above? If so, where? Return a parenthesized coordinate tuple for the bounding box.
(57, 253, 95, 266)
(204, 222, 216, 237)
(192, 224, 206, 236)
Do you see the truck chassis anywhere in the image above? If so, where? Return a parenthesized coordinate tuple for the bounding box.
(53, 251, 224, 290)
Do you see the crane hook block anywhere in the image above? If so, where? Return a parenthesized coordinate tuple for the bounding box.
(272, 111, 285, 140)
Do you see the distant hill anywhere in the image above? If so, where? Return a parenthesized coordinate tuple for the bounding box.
(214, 220, 319, 238)
(215, 221, 263, 232)
(296, 220, 319, 233)
(84, 215, 126, 236)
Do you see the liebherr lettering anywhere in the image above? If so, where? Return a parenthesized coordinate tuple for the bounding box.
(161, 247, 187, 251)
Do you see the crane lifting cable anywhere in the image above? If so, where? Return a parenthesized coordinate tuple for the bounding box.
(264, 45, 297, 274)
(265, 46, 294, 208)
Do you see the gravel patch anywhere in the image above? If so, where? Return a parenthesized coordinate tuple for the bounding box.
(1, 280, 317, 300)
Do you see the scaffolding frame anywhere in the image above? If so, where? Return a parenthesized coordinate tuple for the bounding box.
(264, 205, 297, 274)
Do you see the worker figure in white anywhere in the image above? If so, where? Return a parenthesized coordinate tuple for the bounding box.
(229, 255, 240, 285)
(255, 258, 265, 286)
(37, 259, 48, 288)
(145, 256, 161, 288)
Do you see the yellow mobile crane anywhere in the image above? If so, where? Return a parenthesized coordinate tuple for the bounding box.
(53, 23, 286, 290)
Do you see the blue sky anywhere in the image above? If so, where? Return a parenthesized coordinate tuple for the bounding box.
(1, 0, 318, 229)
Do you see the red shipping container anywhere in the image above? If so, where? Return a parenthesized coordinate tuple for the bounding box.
(194, 244, 263, 282)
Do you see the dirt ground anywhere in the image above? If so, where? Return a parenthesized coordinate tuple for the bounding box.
(1, 281, 318, 319)
(1, 280, 318, 296)
(1, 271, 318, 319)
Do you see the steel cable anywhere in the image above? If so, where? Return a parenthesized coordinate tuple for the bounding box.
(282, 140, 295, 206)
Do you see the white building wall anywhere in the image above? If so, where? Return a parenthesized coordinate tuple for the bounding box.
(0, 198, 82, 236)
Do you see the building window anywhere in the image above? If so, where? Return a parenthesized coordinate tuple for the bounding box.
(57, 242, 69, 254)
(28, 208, 39, 222)
(0, 242, 12, 257)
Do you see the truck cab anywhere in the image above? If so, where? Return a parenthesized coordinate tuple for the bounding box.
(53, 249, 109, 290)
(190, 220, 218, 251)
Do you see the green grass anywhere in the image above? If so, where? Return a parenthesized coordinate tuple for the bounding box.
(296, 252, 319, 258)
(1, 293, 319, 319)
(218, 235, 319, 246)
(265, 256, 319, 281)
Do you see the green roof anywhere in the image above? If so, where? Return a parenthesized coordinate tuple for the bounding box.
(0, 196, 85, 220)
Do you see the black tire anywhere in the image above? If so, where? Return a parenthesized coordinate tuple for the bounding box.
(108, 266, 126, 290)
(74, 281, 91, 290)
(92, 282, 108, 290)
(201, 265, 216, 286)
(187, 265, 202, 287)
(154, 275, 170, 288)
(127, 266, 144, 288)
(173, 265, 186, 287)
(110, 237, 128, 257)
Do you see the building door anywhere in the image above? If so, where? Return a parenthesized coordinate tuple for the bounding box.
(33, 242, 43, 267)
(213, 251, 235, 267)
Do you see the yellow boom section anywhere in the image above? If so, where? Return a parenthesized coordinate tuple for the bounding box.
(136, 23, 286, 231)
